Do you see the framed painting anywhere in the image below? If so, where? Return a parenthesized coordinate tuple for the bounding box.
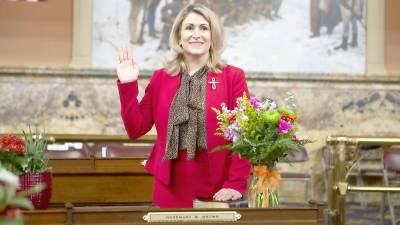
(92, 0, 366, 74)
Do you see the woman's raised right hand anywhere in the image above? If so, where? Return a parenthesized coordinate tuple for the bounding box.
(116, 44, 139, 83)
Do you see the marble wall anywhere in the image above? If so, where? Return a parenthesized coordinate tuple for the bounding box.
(1, 68, 399, 201)
(0, 74, 122, 134)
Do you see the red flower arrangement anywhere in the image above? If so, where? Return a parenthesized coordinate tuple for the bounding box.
(0, 128, 51, 213)
(0, 134, 25, 155)
(0, 129, 49, 175)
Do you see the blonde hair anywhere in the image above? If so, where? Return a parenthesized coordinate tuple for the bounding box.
(164, 3, 226, 75)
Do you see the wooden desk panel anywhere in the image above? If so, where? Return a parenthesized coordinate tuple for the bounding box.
(52, 175, 153, 203)
(24, 205, 326, 225)
(48, 146, 154, 204)
(49, 159, 94, 173)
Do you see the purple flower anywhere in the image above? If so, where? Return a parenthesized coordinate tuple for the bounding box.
(277, 119, 292, 134)
(249, 97, 262, 110)
(225, 124, 239, 142)
(225, 126, 235, 141)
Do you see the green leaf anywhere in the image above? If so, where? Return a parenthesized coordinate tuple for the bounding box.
(211, 144, 233, 152)
(9, 197, 34, 210)
(21, 126, 49, 173)
(17, 184, 45, 197)
(5, 186, 17, 203)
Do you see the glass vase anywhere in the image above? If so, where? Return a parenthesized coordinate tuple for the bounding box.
(247, 165, 280, 208)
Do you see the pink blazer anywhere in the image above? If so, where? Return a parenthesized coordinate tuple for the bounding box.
(117, 65, 251, 195)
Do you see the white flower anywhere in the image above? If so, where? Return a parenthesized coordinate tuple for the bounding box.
(261, 98, 278, 110)
(0, 168, 20, 187)
(231, 107, 238, 114)
(221, 103, 228, 113)
(269, 102, 277, 110)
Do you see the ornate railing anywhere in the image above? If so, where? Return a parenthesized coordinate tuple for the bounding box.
(325, 136, 400, 225)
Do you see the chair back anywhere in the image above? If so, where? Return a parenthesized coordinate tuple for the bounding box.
(384, 148, 400, 172)
(320, 146, 331, 164)
(286, 147, 309, 162)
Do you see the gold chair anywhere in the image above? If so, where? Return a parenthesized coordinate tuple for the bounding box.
(320, 145, 384, 206)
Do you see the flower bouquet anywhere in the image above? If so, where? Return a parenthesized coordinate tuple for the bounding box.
(0, 128, 52, 209)
(213, 92, 311, 208)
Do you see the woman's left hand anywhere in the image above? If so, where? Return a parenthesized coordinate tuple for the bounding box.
(213, 188, 242, 201)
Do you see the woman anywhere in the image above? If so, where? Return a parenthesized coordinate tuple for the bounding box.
(116, 3, 250, 208)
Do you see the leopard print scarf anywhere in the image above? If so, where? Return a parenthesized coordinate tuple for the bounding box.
(164, 65, 208, 160)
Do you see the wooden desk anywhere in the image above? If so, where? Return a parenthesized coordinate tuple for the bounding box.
(24, 203, 326, 225)
(47, 145, 154, 204)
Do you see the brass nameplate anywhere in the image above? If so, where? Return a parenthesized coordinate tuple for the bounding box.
(143, 211, 241, 222)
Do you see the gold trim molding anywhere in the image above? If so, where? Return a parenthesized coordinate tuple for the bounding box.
(1, 66, 399, 84)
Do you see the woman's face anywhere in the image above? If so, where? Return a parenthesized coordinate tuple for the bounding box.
(180, 12, 211, 60)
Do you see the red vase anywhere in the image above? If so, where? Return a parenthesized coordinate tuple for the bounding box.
(19, 171, 52, 209)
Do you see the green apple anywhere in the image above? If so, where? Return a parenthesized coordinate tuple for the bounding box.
(262, 111, 281, 125)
